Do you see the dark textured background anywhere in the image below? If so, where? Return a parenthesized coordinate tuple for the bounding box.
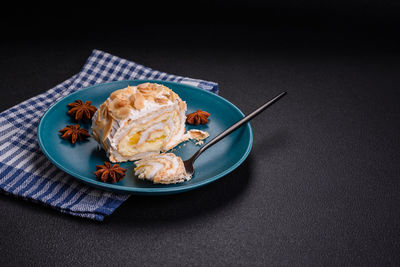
(0, 1, 399, 266)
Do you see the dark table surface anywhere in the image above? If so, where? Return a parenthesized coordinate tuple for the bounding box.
(0, 22, 399, 265)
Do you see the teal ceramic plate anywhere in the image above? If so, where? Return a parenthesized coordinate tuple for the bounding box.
(37, 80, 253, 195)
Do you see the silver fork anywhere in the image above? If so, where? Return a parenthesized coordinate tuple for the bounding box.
(183, 91, 287, 176)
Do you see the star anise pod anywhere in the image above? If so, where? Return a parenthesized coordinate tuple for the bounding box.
(186, 110, 210, 125)
(94, 161, 127, 183)
(59, 124, 90, 144)
(67, 99, 97, 122)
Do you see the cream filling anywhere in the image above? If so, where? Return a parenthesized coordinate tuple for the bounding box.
(101, 103, 186, 162)
(116, 111, 178, 157)
(110, 104, 176, 149)
(141, 161, 164, 178)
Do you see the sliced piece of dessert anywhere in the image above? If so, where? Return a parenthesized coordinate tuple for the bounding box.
(134, 153, 189, 184)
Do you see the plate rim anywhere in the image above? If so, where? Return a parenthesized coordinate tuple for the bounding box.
(37, 79, 253, 195)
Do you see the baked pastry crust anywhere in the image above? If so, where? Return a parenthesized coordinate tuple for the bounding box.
(91, 83, 187, 162)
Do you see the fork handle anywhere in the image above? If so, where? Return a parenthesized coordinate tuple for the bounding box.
(189, 91, 287, 162)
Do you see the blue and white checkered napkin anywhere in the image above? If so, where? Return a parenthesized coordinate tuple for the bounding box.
(0, 49, 219, 221)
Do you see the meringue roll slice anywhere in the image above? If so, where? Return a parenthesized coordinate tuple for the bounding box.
(91, 83, 187, 162)
(134, 153, 190, 184)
